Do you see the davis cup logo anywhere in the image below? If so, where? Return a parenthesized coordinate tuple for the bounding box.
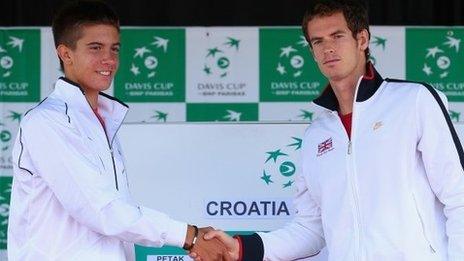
(116, 29, 184, 102)
(260, 28, 324, 101)
(129, 36, 169, 79)
(261, 137, 302, 189)
(0, 29, 40, 101)
(276, 36, 308, 78)
(0, 36, 24, 78)
(203, 37, 240, 78)
(406, 28, 464, 101)
(422, 31, 460, 79)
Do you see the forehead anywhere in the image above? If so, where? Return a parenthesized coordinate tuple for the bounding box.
(306, 12, 349, 38)
(76, 24, 120, 43)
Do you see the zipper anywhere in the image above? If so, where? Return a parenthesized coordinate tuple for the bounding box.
(107, 112, 128, 190)
(340, 76, 364, 260)
(412, 193, 436, 253)
(346, 140, 362, 260)
(321, 75, 370, 260)
(335, 111, 362, 260)
(110, 150, 118, 190)
(104, 135, 119, 191)
(349, 155, 363, 260)
(87, 96, 128, 191)
(350, 76, 365, 260)
(110, 113, 127, 147)
(100, 114, 128, 191)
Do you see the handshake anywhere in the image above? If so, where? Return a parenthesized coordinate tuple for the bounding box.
(184, 225, 240, 261)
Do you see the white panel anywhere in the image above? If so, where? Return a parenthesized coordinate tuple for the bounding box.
(369, 26, 405, 79)
(186, 27, 259, 103)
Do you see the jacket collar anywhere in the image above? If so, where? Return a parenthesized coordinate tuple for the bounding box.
(312, 63, 384, 112)
(51, 77, 128, 142)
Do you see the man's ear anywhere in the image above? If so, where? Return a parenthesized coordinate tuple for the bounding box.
(357, 29, 370, 52)
(56, 44, 73, 67)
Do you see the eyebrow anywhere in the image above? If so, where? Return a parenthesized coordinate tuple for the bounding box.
(86, 42, 121, 47)
(86, 42, 103, 46)
(309, 29, 347, 42)
(330, 30, 347, 36)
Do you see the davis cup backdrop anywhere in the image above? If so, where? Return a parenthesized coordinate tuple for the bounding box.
(0, 26, 463, 260)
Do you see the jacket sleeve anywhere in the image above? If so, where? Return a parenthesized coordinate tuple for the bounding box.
(416, 86, 464, 260)
(240, 128, 325, 261)
(19, 109, 187, 248)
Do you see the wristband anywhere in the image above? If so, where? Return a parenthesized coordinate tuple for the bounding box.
(183, 225, 198, 251)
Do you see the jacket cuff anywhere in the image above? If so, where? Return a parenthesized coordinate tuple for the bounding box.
(238, 233, 264, 261)
(165, 219, 188, 248)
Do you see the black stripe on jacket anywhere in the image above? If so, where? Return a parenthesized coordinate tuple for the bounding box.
(386, 78, 464, 169)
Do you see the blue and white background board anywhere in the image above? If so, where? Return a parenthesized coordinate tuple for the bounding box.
(119, 122, 326, 260)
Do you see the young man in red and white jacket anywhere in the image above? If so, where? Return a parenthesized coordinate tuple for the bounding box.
(191, 0, 464, 260)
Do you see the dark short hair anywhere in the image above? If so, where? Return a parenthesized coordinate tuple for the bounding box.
(301, 0, 370, 59)
(52, 0, 120, 69)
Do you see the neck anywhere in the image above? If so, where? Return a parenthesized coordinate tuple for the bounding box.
(85, 91, 99, 110)
(332, 84, 355, 115)
(330, 62, 367, 115)
(63, 72, 100, 110)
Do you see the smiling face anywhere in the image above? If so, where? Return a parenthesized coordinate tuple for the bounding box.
(57, 24, 120, 95)
(306, 12, 368, 82)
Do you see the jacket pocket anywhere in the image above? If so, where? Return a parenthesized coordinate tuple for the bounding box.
(411, 192, 436, 254)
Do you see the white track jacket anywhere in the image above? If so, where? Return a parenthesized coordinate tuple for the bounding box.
(8, 78, 187, 260)
(239, 65, 464, 261)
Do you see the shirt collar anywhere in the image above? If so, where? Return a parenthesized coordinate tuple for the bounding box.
(312, 63, 384, 111)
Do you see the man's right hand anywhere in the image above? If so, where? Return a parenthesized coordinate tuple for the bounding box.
(189, 229, 240, 261)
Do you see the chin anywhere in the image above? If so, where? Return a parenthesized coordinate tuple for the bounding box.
(321, 70, 338, 79)
(97, 80, 112, 90)
(321, 65, 338, 74)
(324, 72, 345, 82)
(98, 86, 111, 92)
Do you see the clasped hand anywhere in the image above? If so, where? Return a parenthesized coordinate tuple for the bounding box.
(188, 228, 240, 261)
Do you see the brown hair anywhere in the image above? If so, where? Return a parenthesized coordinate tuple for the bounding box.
(52, 0, 120, 69)
(301, 0, 370, 59)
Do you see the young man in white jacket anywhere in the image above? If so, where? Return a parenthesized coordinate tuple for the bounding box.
(192, 0, 464, 260)
(7, 1, 230, 260)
